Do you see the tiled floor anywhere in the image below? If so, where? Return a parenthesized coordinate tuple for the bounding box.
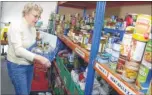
(1, 56, 15, 95)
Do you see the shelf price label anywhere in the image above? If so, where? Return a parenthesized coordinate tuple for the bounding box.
(108, 73, 136, 95)
(75, 48, 85, 58)
(95, 63, 108, 76)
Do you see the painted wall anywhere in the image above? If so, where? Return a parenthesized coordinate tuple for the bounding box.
(0, 1, 57, 53)
(1, 1, 57, 28)
(0, 1, 2, 27)
(87, 4, 151, 19)
(119, 4, 151, 19)
(58, 6, 83, 21)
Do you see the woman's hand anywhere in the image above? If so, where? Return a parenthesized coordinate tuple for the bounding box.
(34, 55, 51, 68)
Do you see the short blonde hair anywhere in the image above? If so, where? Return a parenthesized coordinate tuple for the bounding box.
(22, 3, 43, 17)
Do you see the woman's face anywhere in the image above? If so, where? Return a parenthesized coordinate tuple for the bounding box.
(25, 10, 41, 27)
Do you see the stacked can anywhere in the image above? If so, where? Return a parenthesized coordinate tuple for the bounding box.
(133, 15, 151, 93)
(135, 39, 152, 93)
(116, 32, 133, 75)
(117, 14, 151, 85)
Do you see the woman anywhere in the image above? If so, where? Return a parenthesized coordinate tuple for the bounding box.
(7, 3, 51, 95)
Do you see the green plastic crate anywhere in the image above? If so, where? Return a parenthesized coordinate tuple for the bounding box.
(54, 87, 64, 95)
(56, 56, 84, 95)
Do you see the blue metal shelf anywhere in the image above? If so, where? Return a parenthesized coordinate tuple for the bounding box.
(56, 1, 123, 95)
(104, 28, 125, 41)
(104, 28, 125, 33)
(85, 2, 106, 95)
(55, 1, 145, 95)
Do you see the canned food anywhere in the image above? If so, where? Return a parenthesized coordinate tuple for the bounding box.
(116, 57, 126, 74)
(128, 38, 146, 62)
(99, 37, 106, 53)
(120, 33, 132, 57)
(68, 53, 74, 64)
(111, 49, 120, 59)
(135, 64, 152, 93)
(142, 40, 152, 69)
(82, 32, 90, 49)
(122, 61, 140, 83)
(133, 14, 151, 42)
(109, 61, 117, 71)
(113, 43, 120, 51)
(78, 34, 83, 45)
(56, 14, 60, 21)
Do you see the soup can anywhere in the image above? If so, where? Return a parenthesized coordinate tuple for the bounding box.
(133, 14, 151, 42)
(128, 38, 146, 62)
(116, 57, 126, 75)
(122, 61, 140, 83)
(141, 40, 152, 69)
(120, 33, 132, 57)
(135, 64, 152, 93)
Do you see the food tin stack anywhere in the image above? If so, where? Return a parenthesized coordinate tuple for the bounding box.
(119, 14, 151, 94)
(121, 14, 151, 83)
(116, 26, 134, 75)
(135, 39, 152, 93)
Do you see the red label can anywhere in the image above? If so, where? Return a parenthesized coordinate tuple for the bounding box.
(116, 57, 126, 75)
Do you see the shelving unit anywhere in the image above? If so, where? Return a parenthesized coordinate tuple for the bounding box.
(94, 62, 142, 95)
(51, 1, 151, 95)
(57, 34, 90, 63)
(104, 28, 125, 41)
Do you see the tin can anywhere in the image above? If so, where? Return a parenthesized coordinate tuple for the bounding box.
(120, 33, 132, 57)
(56, 14, 60, 21)
(112, 43, 120, 52)
(68, 53, 74, 64)
(116, 57, 126, 74)
(109, 58, 117, 71)
(96, 54, 109, 64)
(83, 32, 90, 49)
(128, 38, 146, 62)
(122, 61, 140, 83)
(133, 14, 151, 42)
(135, 64, 152, 93)
(142, 40, 152, 69)
(99, 37, 106, 53)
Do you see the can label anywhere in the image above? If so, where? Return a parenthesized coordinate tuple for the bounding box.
(68, 54, 74, 63)
(142, 40, 152, 69)
(128, 39, 146, 62)
(120, 33, 132, 57)
(78, 35, 83, 44)
(133, 14, 151, 41)
(116, 57, 126, 74)
(122, 61, 139, 83)
(135, 64, 152, 93)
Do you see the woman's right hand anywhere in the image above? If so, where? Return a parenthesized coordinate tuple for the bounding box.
(34, 55, 51, 68)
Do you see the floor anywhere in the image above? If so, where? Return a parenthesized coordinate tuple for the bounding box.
(1, 56, 52, 95)
(1, 56, 15, 95)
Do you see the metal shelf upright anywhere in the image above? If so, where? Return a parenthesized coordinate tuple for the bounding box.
(84, 2, 106, 95)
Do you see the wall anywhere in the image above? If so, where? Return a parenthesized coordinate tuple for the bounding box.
(58, 6, 83, 21)
(87, 4, 151, 19)
(0, 1, 2, 27)
(1, 1, 57, 28)
(87, 7, 121, 18)
(119, 4, 151, 19)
